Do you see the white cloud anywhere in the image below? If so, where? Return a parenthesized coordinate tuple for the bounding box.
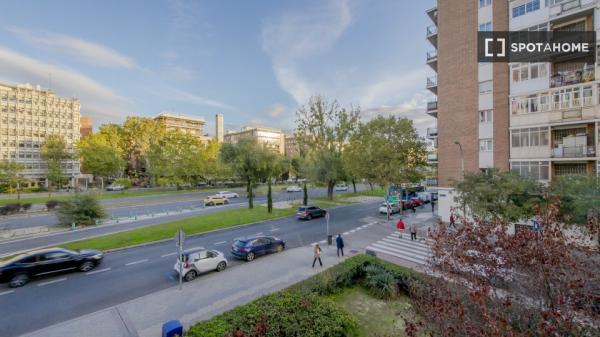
(156, 87, 236, 111)
(0, 46, 130, 127)
(9, 27, 135, 69)
(265, 103, 286, 118)
(359, 67, 430, 108)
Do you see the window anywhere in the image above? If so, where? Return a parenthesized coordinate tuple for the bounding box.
(479, 0, 492, 8)
(511, 161, 549, 181)
(479, 139, 493, 151)
(479, 81, 492, 95)
(479, 110, 493, 123)
(511, 127, 549, 147)
(512, 0, 540, 18)
(479, 21, 492, 31)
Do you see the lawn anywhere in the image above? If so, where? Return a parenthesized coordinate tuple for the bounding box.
(312, 187, 385, 204)
(63, 206, 295, 252)
(330, 287, 425, 337)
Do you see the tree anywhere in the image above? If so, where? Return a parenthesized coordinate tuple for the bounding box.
(56, 195, 107, 227)
(121, 117, 165, 183)
(259, 151, 285, 214)
(453, 170, 542, 224)
(303, 182, 308, 206)
(147, 130, 203, 188)
(551, 175, 600, 226)
(344, 115, 428, 191)
(295, 96, 360, 200)
(77, 132, 125, 190)
(41, 134, 71, 195)
(0, 161, 26, 199)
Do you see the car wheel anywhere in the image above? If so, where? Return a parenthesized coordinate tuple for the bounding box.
(216, 261, 227, 272)
(9, 274, 29, 288)
(246, 252, 255, 261)
(208, 202, 214, 206)
(185, 270, 197, 282)
(79, 261, 95, 272)
(224, 200, 229, 204)
(276, 244, 284, 253)
(307, 214, 312, 220)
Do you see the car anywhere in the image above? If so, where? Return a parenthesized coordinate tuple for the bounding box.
(106, 184, 125, 191)
(296, 205, 327, 220)
(231, 236, 285, 261)
(173, 248, 228, 282)
(334, 184, 348, 191)
(216, 191, 239, 198)
(410, 197, 424, 207)
(286, 185, 302, 192)
(0, 247, 103, 288)
(379, 202, 401, 214)
(203, 195, 229, 206)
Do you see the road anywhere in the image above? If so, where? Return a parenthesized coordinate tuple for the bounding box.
(0, 200, 382, 337)
(0, 186, 367, 230)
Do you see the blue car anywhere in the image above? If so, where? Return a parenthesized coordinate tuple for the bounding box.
(231, 236, 285, 261)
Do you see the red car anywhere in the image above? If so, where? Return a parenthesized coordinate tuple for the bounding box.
(410, 197, 424, 207)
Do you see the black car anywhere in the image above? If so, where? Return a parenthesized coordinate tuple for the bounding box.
(231, 236, 285, 261)
(296, 206, 327, 220)
(0, 247, 104, 287)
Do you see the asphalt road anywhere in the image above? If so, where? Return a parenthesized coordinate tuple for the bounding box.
(0, 200, 382, 337)
(0, 185, 367, 230)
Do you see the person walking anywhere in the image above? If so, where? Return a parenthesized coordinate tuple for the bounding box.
(411, 203, 416, 214)
(312, 244, 323, 268)
(410, 224, 417, 241)
(431, 200, 435, 213)
(396, 218, 405, 239)
(335, 234, 345, 257)
(449, 214, 456, 229)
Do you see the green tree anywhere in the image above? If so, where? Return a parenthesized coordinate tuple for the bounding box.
(77, 132, 125, 190)
(551, 175, 600, 226)
(453, 170, 542, 224)
(41, 135, 71, 195)
(57, 195, 107, 227)
(147, 130, 203, 188)
(303, 182, 308, 206)
(0, 161, 26, 199)
(121, 117, 165, 183)
(295, 96, 360, 200)
(260, 151, 285, 213)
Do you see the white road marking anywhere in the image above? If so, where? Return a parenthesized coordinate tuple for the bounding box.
(355, 227, 363, 231)
(161, 252, 177, 258)
(319, 240, 327, 244)
(0, 290, 15, 296)
(343, 232, 350, 235)
(86, 267, 111, 275)
(38, 278, 67, 287)
(349, 229, 356, 233)
(125, 259, 148, 266)
(269, 228, 280, 232)
(214, 241, 227, 245)
(254, 232, 263, 236)
(310, 242, 319, 246)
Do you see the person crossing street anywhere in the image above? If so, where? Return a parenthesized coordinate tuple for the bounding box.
(312, 244, 323, 268)
(396, 218, 405, 239)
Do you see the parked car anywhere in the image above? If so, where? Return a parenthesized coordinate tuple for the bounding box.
(410, 197, 424, 207)
(0, 248, 103, 288)
(286, 185, 302, 192)
(216, 191, 239, 198)
(231, 236, 285, 261)
(334, 184, 348, 191)
(106, 184, 125, 191)
(417, 192, 432, 204)
(296, 205, 327, 220)
(196, 181, 208, 188)
(203, 195, 229, 206)
(173, 248, 227, 282)
(379, 202, 401, 214)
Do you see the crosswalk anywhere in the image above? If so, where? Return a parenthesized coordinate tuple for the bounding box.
(366, 232, 432, 265)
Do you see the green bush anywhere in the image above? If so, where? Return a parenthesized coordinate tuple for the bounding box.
(113, 178, 132, 189)
(364, 264, 397, 299)
(56, 195, 106, 226)
(187, 292, 358, 337)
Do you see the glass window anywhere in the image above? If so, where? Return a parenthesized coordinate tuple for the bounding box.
(512, 64, 520, 82)
(512, 130, 520, 147)
(520, 130, 529, 147)
(479, 0, 492, 8)
(479, 22, 492, 32)
(479, 139, 493, 151)
(479, 81, 492, 94)
(530, 128, 540, 146)
(531, 64, 539, 79)
(520, 66, 529, 81)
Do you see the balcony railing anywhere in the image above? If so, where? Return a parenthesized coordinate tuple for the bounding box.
(552, 145, 596, 158)
(427, 153, 438, 161)
(550, 65, 594, 88)
(426, 127, 438, 139)
(549, 0, 595, 17)
(426, 76, 438, 88)
(426, 25, 437, 37)
(427, 51, 437, 61)
(427, 101, 438, 111)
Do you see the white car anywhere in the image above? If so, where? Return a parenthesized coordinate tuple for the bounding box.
(379, 202, 401, 214)
(106, 184, 125, 191)
(174, 249, 228, 282)
(286, 185, 302, 192)
(334, 184, 349, 191)
(216, 191, 239, 198)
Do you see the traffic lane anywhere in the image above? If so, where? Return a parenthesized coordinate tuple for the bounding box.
(0, 201, 380, 337)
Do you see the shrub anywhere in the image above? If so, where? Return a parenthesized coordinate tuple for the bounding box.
(113, 178, 132, 189)
(363, 264, 397, 299)
(56, 195, 106, 226)
(5, 203, 22, 214)
(46, 200, 60, 210)
(21, 203, 32, 211)
(0, 207, 8, 216)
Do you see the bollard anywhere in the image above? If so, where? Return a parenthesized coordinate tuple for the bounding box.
(95, 219, 100, 227)
(71, 222, 76, 231)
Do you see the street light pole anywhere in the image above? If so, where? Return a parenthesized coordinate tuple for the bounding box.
(454, 141, 464, 178)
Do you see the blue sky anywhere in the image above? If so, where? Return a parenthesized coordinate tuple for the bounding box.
(0, 0, 436, 135)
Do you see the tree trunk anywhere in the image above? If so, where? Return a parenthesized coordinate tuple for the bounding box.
(16, 182, 20, 200)
(100, 177, 104, 192)
(352, 179, 356, 193)
(303, 182, 308, 206)
(267, 180, 272, 213)
(247, 178, 254, 209)
(327, 181, 334, 200)
(369, 182, 374, 191)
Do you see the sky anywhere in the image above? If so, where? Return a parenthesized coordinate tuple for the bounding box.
(0, 0, 436, 136)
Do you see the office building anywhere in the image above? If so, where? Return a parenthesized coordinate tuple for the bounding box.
(154, 112, 205, 138)
(284, 134, 299, 157)
(80, 116, 92, 138)
(224, 126, 285, 154)
(0, 83, 81, 186)
(215, 113, 224, 143)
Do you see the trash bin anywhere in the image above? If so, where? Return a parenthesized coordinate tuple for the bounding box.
(162, 320, 183, 337)
(327, 235, 333, 245)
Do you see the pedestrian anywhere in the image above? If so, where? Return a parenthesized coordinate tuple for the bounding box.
(336, 234, 344, 257)
(449, 214, 456, 229)
(410, 224, 417, 240)
(312, 244, 323, 268)
(431, 200, 435, 213)
(396, 218, 405, 239)
(411, 203, 416, 214)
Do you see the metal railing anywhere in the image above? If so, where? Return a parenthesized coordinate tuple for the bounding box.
(550, 65, 595, 88)
(427, 51, 437, 61)
(426, 25, 438, 36)
(427, 76, 438, 88)
(427, 101, 438, 111)
(427, 127, 438, 138)
(552, 145, 595, 158)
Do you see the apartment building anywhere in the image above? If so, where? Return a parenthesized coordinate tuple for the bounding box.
(224, 126, 285, 154)
(427, 0, 510, 220)
(508, 0, 600, 182)
(80, 116, 92, 138)
(0, 83, 81, 186)
(154, 112, 205, 138)
(284, 134, 299, 158)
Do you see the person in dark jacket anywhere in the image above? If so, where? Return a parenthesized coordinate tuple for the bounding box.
(336, 234, 345, 257)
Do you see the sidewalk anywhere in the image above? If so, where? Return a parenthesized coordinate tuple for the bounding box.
(21, 219, 394, 337)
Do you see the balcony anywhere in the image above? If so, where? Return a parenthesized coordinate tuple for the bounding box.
(427, 153, 438, 162)
(426, 6, 437, 24)
(426, 25, 438, 48)
(426, 76, 437, 95)
(426, 100, 438, 118)
(549, 0, 596, 19)
(550, 65, 594, 88)
(553, 145, 596, 158)
(426, 127, 438, 139)
(426, 51, 437, 71)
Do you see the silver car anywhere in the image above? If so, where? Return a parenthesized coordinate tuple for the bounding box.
(379, 202, 401, 214)
(173, 249, 228, 282)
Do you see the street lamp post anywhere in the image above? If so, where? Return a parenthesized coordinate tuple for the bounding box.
(454, 141, 464, 178)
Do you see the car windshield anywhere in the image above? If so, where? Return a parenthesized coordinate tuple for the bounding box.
(0, 253, 27, 267)
(297, 207, 306, 211)
(233, 240, 249, 247)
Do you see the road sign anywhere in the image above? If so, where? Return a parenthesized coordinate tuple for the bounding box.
(175, 230, 186, 247)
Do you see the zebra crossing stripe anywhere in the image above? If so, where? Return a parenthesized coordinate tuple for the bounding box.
(366, 234, 433, 265)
